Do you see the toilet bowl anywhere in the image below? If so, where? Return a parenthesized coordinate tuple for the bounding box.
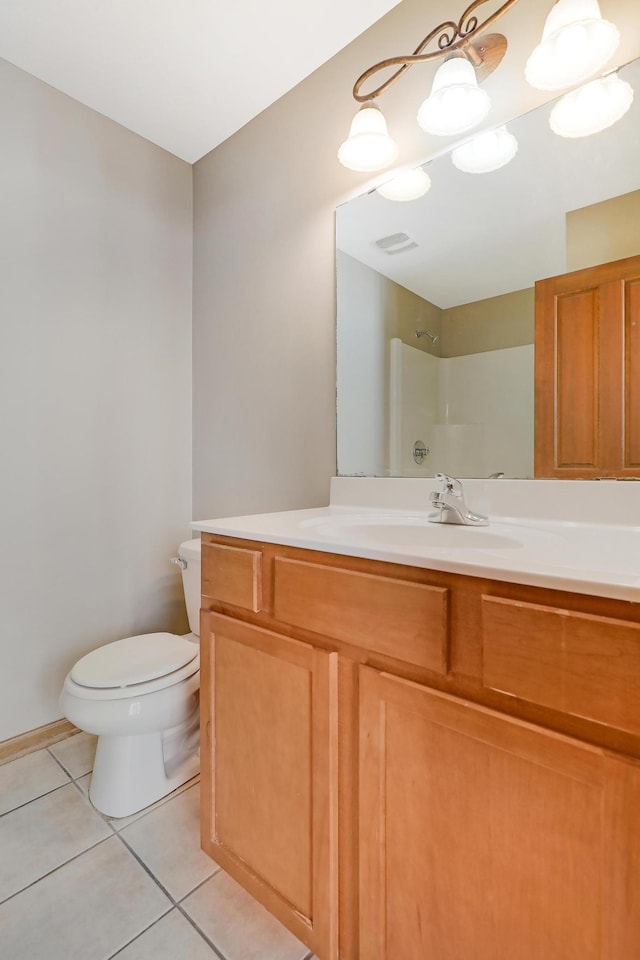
(60, 538, 202, 819)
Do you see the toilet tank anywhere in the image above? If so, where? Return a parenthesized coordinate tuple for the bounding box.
(176, 538, 202, 637)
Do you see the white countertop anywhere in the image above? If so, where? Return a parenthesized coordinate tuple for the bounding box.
(192, 478, 640, 602)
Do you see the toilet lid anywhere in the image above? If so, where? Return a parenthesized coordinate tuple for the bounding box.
(70, 633, 199, 689)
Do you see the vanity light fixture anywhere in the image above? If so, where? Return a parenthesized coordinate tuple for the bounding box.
(526, 0, 620, 91)
(451, 125, 518, 173)
(338, 0, 519, 171)
(337, 101, 398, 172)
(376, 167, 432, 201)
(549, 72, 634, 137)
(417, 56, 491, 136)
(338, 0, 627, 173)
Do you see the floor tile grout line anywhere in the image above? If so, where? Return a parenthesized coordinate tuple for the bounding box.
(173, 901, 230, 960)
(116, 833, 228, 960)
(66, 767, 203, 840)
(45, 744, 82, 781)
(65, 766, 172, 832)
(54, 759, 200, 832)
(115, 831, 178, 904)
(175, 871, 311, 960)
(103, 905, 175, 960)
(115, 830, 218, 910)
(0, 779, 72, 819)
(67, 776, 123, 834)
(0, 832, 114, 907)
(109, 776, 201, 833)
(69, 776, 94, 799)
(176, 866, 221, 904)
(2, 758, 309, 960)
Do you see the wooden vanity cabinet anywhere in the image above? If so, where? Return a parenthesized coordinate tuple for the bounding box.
(535, 253, 640, 478)
(200, 611, 338, 958)
(359, 667, 640, 960)
(199, 533, 640, 960)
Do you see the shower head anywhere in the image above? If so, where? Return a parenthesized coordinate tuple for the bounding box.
(416, 330, 440, 345)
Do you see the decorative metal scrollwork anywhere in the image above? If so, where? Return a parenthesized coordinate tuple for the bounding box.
(353, 0, 520, 102)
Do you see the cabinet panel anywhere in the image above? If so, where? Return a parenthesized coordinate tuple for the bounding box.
(482, 595, 640, 735)
(201, 542, 262, 611)
(555, 287, 599, 468)
(624, 277, 640, 468)
(201, 613, 337, 957)
(359, 667, 640, 960)
(273, 556, 448, 673)
(535, 254, 640, 478)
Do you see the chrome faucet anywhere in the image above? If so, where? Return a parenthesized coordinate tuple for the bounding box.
(428, 474, 489, 526)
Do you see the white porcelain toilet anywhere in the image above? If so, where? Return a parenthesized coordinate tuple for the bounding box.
(60, 538, 202, 818)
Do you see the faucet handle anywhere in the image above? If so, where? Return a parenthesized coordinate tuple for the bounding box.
(430, 473, 488, 526)
(434, 473, 464, 498)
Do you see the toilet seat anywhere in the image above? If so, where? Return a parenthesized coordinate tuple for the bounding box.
(65, 633, 200, 701)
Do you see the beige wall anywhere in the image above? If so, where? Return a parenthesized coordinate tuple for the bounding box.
(566, 189, 640, 272)
(391, 283, 534, 358)
(390, 284, 442, 357)
(339, 250, 532, 360)
(191, 0, 564, 520)
(441, 288, 535, 357)
(191, 1, 640, 513)
(0, 59, 193, 741)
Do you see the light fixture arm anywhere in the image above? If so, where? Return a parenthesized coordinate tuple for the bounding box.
(353, 0, 521, 102)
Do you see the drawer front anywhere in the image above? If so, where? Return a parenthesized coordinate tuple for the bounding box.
(274, 557, 448, 674)
(482, 595, 640, 735)
(202, 543, 262, 612)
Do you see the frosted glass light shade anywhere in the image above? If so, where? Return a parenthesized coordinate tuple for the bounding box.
(376, 167, 432, 201)
(526, 0, 620, 91)
(338, 102, 398, 172)
(549, 73, 634, 137)
(451, 126, 518, 173)
(417, 58, 491, 136)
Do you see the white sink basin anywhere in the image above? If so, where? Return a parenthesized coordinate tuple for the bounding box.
(298, 513, 563, 552)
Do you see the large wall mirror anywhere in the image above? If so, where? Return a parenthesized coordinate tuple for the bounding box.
(336, 56, 640, 479)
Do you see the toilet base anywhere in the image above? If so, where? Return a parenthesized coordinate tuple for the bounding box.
(89, 730, 200, 818)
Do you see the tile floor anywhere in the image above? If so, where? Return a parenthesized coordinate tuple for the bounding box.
(0, 733, 318, 960)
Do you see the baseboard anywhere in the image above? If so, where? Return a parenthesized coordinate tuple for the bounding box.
(0, 719, 79, 766)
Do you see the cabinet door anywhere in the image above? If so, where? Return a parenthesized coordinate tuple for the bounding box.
(201, 613, 338, 959)
(535, 254, 640, 477)
(359, 667, 640, 960)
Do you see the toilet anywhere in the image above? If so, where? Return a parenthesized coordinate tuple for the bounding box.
(60, 538, 202, 818)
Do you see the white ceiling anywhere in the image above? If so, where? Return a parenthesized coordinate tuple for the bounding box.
(0, 0, 402, 163)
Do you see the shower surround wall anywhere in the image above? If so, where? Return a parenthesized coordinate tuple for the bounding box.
(390, 339, 534, 478)
(337, 249, 534, 478)
(0, 59, 193, 742)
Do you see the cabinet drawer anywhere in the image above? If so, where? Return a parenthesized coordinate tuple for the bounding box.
(274, 557, 448, 673)
(202, 543, 262, 612)
(482, 595, 640, 735)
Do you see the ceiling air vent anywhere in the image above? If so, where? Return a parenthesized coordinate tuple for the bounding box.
(375, 232, 418, 255)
